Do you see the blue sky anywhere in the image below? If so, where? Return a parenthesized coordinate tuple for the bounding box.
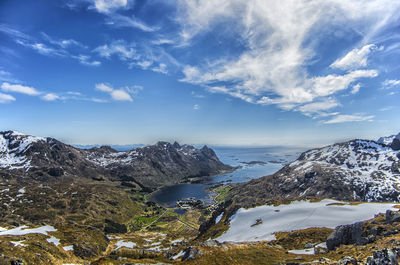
(0, 0, 399, 146)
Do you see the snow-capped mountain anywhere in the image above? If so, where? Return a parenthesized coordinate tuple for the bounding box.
(231, 134, 400, 203)
(0, 130, 232, 189)
(377, 135, 396, 146)
(0, 130, 46, 170)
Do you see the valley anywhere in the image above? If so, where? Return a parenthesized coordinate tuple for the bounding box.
(1, 131, 400, 264)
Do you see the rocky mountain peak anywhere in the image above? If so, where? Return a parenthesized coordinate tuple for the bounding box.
(230, 136, 400, 205)
(377, 132, 400, 150)
(0, 131, 233, 189)
(391, 133, 400, 151)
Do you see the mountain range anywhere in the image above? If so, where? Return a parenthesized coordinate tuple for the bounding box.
(0, 130, 232, 190)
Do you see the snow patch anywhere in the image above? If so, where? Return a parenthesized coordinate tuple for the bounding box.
(47, 236, 60, 246)
(215, 213, 223, 223)
(115, 240, 136, 250)
(217, 199, 397, 243)
(11, 240, 26, 247)
(63, 245, 74, 251)
(289, 248, 315, 255)
(0, 225, 57, 236)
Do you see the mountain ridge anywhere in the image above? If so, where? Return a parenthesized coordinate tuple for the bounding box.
(228, 134, 400, 207)
(0, 130, 233, 189)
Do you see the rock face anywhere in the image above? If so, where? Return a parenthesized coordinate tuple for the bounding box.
(0, 130, 232, 189)
(230, 136, 400, 205)
(386, 210, 400, 223)
(326, 222, 374, 250)
(366, 248, 400, 265)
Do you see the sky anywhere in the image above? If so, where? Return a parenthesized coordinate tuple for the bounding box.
(0, 0, 400, 147)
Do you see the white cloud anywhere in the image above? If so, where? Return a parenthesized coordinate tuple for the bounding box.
(330, 44, 378, 70)
(91, 98, 107, 103)
(41, 32, 87, 49)
(106, 13, 158, 32)
(95, 83, 113, 92)
(0, 70, 19, 83)
(91, 0, 128, 13)
(310, 70, 377, 97)
(110, 89, 132, 101)
(191, 91, 205, 98)
(94, 40, 136, 61)
(41, 93, 59, 101)
(135, 60, 152, 70)
(30, 42, 64, 56)
(351, 83, 361, 94)
(0, 92, 15, 103)
(323, 114, 374, 124)
(152, 39, 174, 45)
(1, 82, 40, 95)
(298, 98, 339, 114)
(67, 91, 82, 96)
(151, 63, 168, 74)
(3, 26, 100, 68)
(382, 79, 400, 89)
(176, 0, 398, 116)
(95, 83, 135, 102)
(72, 55, 101, 66)
(379, 106, 396, 112)
(193, 104, 200, 110)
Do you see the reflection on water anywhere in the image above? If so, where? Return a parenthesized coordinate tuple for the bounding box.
(150, 183, 213, 207)
(150, 146, 305, 207)
(174, 208, 187, 215)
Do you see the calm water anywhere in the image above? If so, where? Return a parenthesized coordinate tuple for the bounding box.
(150, 146, 305, 207)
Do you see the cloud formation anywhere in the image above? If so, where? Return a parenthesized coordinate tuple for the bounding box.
(41, 93, 60, 101)
(382, 79, 400, 89)
(95, 83, 140, 102)
(1, 24, 99, 67)
(330, 44, 379, 70)
(175, 0, 399, 122)
(1, 82, 40, 95)
(323, 114, 374, 124)
(0, 92, 15, 103)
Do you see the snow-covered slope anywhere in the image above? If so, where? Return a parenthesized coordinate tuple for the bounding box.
(0, 131, 46, 169)
(288, 140, 400, 201)
(231, 134, 400, 203)
(377, 135, 396, 145)
(217, 199, 397, 243)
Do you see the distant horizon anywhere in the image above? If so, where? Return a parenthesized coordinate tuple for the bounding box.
(1, 1, 399, 148)
(1, 127, 397, 149)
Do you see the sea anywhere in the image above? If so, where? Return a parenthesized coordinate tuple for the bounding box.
(149, 146, 306, 207)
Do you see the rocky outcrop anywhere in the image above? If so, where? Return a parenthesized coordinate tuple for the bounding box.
(386, 210, 400, 223)
(326, 222, 375, 250)
(0, 131, 233, 189)
(181, 247, 203, 261)
(366, 248, 400, 265)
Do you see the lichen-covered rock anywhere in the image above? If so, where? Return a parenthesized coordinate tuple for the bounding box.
(386, 210, 400, 223)
(181, 247, 202, 261)
(326, 222, 372, 250)
(337, 257, 358, 265)
(366, 248, 400, 265)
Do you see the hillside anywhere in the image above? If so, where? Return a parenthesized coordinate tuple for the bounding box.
(0, 130, 233, 189)
(226, 135, 400, 208)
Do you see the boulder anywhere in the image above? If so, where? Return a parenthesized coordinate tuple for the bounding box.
(366, 248, 400, 265)
(337, 257, 358, 265)
(181, 247, 202, 261)
(326, 222, 373, 250)
(203, 239, 220, 247)
(386, 210, 400, 223)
